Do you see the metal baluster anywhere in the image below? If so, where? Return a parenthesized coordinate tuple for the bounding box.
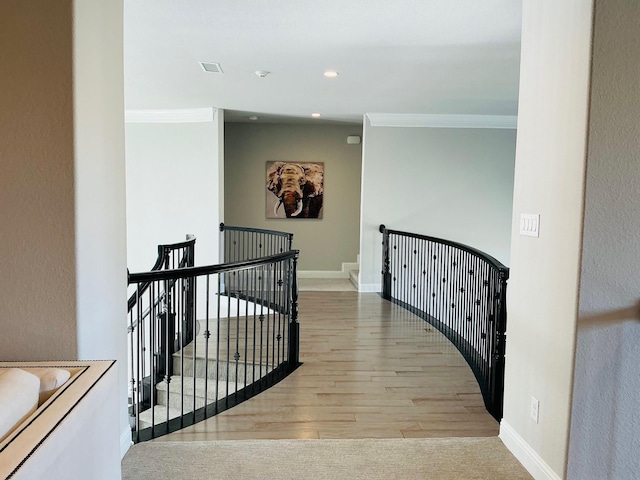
(203, 274, 211, 418)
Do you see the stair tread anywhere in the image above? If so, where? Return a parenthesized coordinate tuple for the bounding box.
(156, 375, 244, 396)
(177, 341, 282, 362)
(137, 404, 183, 428)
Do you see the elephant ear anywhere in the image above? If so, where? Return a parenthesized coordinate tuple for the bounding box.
(303, 164, 324, 197)
(266, 162, 284, 194)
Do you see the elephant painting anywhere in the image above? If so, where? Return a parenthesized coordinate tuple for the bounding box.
(266, 161, 324, 219)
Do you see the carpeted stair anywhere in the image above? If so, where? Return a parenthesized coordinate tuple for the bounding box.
(137, 324, 275, 430)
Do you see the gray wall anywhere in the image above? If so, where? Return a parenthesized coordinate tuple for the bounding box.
(568, 1, 640, 478)
(359, 118, 516, 290)
(224, 123, 363, 271)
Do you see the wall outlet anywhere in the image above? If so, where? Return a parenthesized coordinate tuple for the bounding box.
(530, 396, 540, 423)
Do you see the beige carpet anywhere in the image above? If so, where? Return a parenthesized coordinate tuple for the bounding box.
(122, 437, 532, 479)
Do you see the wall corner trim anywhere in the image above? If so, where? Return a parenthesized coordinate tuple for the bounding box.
(358, 283, 381, 293)
(365, 113, 517, 129)
(120, 427, 132, 459)
(499, 421, 562, 480)
(125, 108, 217, 123)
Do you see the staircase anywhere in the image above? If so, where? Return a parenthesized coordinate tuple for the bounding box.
(138, 378, 244, 430)
(128, 226, 301, 442)
(138, 318, 275, 430)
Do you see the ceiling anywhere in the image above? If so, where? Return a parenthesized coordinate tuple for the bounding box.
(124, 0, 522, 124)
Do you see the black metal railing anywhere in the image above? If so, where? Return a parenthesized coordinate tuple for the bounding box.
(127, 235, 300, 442)
(127, 235, 196, 313)
(219, 223, 294, 298)
(220, 223, 293, 262)
(379, 225, 509, 421)
(127, 236, 197, 405)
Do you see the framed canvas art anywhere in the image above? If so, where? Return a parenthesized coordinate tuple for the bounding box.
(266, 162, 324, 219)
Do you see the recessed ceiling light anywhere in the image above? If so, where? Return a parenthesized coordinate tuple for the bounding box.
(255, 70, 270, 78)
(324, 71, 339, 78)
(311, 113, 321, 118)
(199, 62, 223, 73)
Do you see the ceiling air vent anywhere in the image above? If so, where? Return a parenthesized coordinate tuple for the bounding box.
(199, 62, 223, 73)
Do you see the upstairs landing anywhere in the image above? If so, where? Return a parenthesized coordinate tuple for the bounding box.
(157, 291, 498, 441)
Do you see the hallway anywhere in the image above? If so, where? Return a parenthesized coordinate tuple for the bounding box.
(156, 291, 499, 441)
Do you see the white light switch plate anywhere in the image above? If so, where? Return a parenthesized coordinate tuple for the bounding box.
(520, 214, 540, 237)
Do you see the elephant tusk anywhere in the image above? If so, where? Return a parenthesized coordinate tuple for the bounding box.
(291, 199, 303, 217)
(274, 199, 283, 216)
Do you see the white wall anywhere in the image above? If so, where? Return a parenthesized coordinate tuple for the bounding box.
(359, 117, 516, 291)
(125, 110, 223, 273)
(73, 0, 129, 456)
(499, 1, 593, 479)
(0, 0, 128, 467)
(567, 2, 640, 478)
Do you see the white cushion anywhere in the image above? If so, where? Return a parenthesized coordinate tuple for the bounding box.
(0, 368, 40, 442)
(31, 368, 72, 404)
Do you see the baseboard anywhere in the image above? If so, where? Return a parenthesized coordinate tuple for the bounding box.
(120, 427, 132, 459)
(358, 283, 381, 293)
(499, 421, 562, 480)
(299, 261, 359, 279)
(298, 270, 348, 279)
(342, 262, 359, 274)
(348, 269, 359, 289)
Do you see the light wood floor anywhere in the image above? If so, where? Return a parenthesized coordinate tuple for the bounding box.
(157, 291, 499, 441)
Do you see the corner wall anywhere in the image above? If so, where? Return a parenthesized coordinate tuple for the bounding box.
(499, 1, 593, 478)
(73, 0, 129, 458)
(125, 109, 223, 272)
(0, 0, 127, 468)
(224, 123, 363, 272)
(359, 117, 516, 291)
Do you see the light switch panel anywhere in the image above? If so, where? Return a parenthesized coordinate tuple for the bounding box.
(520, 214, 540, 237)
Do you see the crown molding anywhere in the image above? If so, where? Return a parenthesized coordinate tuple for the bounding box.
(125, 108, 217, 123)
(366, 113, 517, 129)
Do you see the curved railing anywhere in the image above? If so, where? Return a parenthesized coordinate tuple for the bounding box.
(220, 223, 294, 261)
(127, 228, 300, 442)
(127, 235, 196, 313)
(379, 225, 509, 421)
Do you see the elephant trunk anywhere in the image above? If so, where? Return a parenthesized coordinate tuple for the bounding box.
(282, 191, 303, 217)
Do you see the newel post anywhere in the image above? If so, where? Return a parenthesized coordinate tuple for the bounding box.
(490, 267, 509, 420)
(379, 224, 392, 300)
(288, 253, 300, 368)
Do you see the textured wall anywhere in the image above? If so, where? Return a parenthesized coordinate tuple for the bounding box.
(568, 1, 640, 478)
(0, 1, 78, 360)
(224, 123, 363, 272)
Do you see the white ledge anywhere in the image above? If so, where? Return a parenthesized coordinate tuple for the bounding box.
(125, 108, 216, 123)
(366, 113, 517, 129)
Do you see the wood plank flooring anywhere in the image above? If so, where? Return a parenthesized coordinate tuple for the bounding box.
(157, 291, 499, 442)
